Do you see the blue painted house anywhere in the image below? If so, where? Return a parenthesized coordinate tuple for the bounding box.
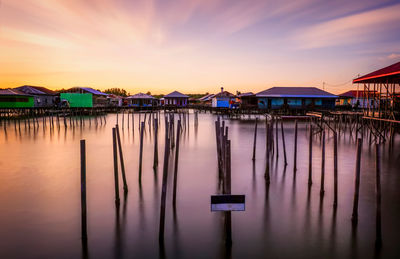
(256, 87, 337, 110)
(211, 88, 236, 108)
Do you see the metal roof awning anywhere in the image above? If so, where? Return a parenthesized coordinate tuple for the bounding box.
(353, 61, 400, 83)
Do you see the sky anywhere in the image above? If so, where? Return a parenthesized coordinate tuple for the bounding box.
(1, 0, 400, 95)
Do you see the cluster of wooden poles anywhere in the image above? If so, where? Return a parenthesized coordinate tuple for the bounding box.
(77, 110, 383, 253)
(252, 115, 383, 248)
(214, 117, 232, 245)
(1, 108, 107, 133)
(312, 111, 397, 148)
(79, 110, 196, 251)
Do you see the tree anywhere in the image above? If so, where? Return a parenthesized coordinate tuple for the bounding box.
(104, 88, 128, 97)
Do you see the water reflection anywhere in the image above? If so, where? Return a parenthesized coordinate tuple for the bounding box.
(329, 207, 337, 258)
(0, 113, 399, 258)
(114, 194, 128, 259)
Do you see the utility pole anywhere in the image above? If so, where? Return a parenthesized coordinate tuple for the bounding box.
(323, 82, 325, 91)
(356, 74, 360, 104)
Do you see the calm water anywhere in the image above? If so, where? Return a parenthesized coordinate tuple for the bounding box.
(0, 112, 399, 259)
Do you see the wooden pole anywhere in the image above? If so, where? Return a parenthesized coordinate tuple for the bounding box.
(293, 120, 298, 173)
(333, 132, 338, 207)
(269, 119, 274, 154)
(80, 140, 87, 240)
(308, 124, 313, 186)
(172, 120, 182, 208)
(275, 118, 279, 157)
(153, 118, 159, 169)
(265, 120, 270, 183)
(112, 128, 120, 206)
(122, 109, 124, 129)
(171, 114, 175, 149)
(139, 113, 141, 132)
(221, 125, 226, 192)
(132, 110, 135, 134)
(375, 143, 382, 248)
(281, 120, 287, 165)
(116, 110, 119, 125)
(159, 127, 170, 243)
(320, 131, 325, 196)
(252, 118, 258, 161)
(116, 125, 128, 193)
(352, 138, 362, 224)
(215, 120, 222, 174)
(225, 139, 232, 245)
(138, 121, 145, 183)
(270, 117, 274, 155)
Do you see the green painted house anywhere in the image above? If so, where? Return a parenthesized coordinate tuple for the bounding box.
(60, 93, 93, 108)
(0, 89, 34, 108)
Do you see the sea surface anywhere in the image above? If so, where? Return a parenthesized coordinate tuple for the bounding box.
(0, 111, 399, 259)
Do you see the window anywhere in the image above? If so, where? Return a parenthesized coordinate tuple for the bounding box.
(287, 98, 301, 106)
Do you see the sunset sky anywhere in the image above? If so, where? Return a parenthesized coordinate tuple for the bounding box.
(1, 0, 400, 94)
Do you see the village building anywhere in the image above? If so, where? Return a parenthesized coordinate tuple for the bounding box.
(188, 97, 199, 106)
(0, 89, 34, 108)
(336, 90, 378, 108)
(256, 87, 337, 110)
(211, 88, 236, 108)
(198, 94, 215, 106)
(163, 91, 189, 107)
(237, 92, 257, 108)
(353, 61, 400, 120)
(14, 85, 58, 107)
(107, 94, 124, 107)
(126, 93, 157, 107)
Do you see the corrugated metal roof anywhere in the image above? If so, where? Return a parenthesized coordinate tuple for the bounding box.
(0, 89, 32, 96)
(237, 92, 254, 97)
(79, 87, 108, 96)
(164, 91, 189, 98)
(66, 87, 108, 96)
(14, 85, 57, 95)
(256, 87, 337, 98)
(127, 93, 155, 99)
(107, 94, 123, 99)
(199, 94, 215, 101)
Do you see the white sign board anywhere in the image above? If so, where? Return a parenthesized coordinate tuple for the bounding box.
(211, 195, 245, 211)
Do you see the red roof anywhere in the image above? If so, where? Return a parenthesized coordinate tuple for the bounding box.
(353, 61, 400, 83)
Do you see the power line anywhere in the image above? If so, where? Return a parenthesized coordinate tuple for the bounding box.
(324, 79, 353, 87)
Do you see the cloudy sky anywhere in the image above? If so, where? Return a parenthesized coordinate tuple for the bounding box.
(1, 0, 399, 94)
